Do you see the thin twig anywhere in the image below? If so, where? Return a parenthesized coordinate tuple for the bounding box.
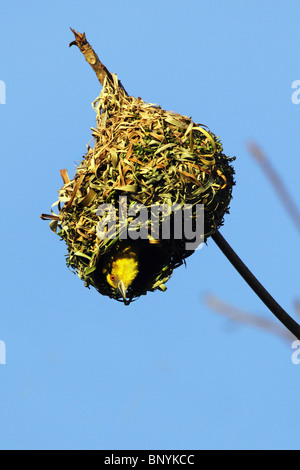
(212, 230, 300, 340)
(294, 300, 300, 318)
(247, 142, 300, 234)
(205, 294, 295, 342)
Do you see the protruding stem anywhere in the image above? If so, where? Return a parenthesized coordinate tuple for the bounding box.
(69, 28, 127, 94)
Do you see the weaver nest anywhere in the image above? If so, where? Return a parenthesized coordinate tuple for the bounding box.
(42, 74, 235, 302)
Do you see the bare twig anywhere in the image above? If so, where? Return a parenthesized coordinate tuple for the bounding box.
(294, 300, 300, 318)
(247, 141, 300, 234)
(205, 294, 295, 342)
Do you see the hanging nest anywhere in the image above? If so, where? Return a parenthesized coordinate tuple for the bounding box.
(41, 30, 235, 304)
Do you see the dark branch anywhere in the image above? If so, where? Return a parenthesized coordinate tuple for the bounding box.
(212, 230, 300, 340)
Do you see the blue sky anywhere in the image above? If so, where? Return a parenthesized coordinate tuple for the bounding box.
(1, 0, 300, 450)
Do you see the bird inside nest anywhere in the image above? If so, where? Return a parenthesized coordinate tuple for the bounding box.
(90, 238, 182, 305)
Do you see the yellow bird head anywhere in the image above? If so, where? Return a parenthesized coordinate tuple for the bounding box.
(104, 253, 139, 303)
